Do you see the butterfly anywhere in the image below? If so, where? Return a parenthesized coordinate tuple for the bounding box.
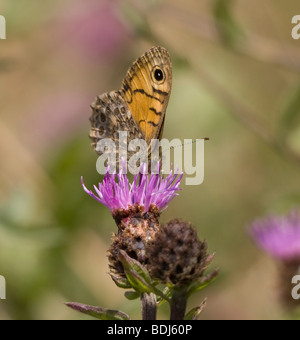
(89, 46, 172, 171)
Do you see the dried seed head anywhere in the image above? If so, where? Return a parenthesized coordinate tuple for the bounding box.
(146, 219, 213, 286)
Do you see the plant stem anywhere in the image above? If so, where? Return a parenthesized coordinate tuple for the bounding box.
(170, 287, 188, 320)
(141, 293, 157, 320)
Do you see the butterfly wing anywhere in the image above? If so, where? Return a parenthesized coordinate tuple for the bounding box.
(89, 91, 143, 154)
(120, 46, 172, 143)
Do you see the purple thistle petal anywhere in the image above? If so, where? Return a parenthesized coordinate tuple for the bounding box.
(249, 210, 300, 260)
(81, 162, 183, 213)
(81, 177, 103, 204)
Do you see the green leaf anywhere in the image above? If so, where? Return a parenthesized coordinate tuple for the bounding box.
(119, 251, 170, 302)
(65, 302, 131, 320)
(119, 250, 153, 293)
(187, 269, 219, 297)
(110, 273, 132, 289)
(157, 286, 172, 307)
(125, 291, 141, 300)
(184, 299, 207, 320)
(213, 0, 244, 47)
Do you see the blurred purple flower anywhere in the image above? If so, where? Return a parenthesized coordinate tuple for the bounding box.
(60, 0, 132, 59)
(22, 93, 89, 154)
(249, 210, 300, 260)
(82, 162, 183, 213)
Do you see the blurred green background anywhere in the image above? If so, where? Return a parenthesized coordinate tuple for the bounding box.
(1, 0, 300, 320)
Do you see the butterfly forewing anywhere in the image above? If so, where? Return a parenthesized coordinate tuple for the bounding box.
(121, 46, 172, 143)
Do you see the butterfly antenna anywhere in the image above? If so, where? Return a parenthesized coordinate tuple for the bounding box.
(162, 138, 210, 153)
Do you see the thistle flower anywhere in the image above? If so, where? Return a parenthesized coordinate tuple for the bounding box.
(69, 162, 218, 320)
(249, 210, 300, 308)
(82, 162, 183, 281)
(81, 162, 183, 215)
(249, 210, 300, 261)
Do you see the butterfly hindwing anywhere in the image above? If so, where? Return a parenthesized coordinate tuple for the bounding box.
(89, 91, 143, 154)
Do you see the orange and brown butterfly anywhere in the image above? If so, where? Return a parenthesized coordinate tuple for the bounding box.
(89, 46, 172, 166)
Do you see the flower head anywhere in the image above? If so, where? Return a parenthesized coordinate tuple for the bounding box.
(81, 163, 183, 214)
(249, 210, 300, 261)
(146, 219, 216, 286)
